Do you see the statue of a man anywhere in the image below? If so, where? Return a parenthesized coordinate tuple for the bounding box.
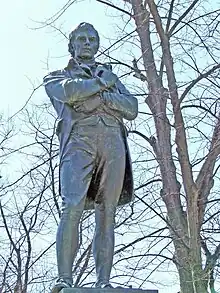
(43, 22, 138, 293)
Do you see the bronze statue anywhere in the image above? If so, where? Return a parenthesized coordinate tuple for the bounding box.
(43, 22, 138, 293)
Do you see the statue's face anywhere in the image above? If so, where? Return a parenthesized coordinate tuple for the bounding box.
(72, 28, 99, 60)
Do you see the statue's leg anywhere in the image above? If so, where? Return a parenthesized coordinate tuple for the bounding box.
(57, 135, 96, 286)
(93, 126, 125, 287)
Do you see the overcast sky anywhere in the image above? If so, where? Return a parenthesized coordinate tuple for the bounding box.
(0, 0, 119, 115)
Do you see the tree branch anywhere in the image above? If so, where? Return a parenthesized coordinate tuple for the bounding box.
(129, 0, 159, 90)
(196, 114, 220, 226)
(147, 0, 196, 197)
(179, 63, 220, 104)
(135, 178, 162, 191)
(96, 0, 133, 17)
(168, 0, 200, 36)
(165, 0, 175, 33)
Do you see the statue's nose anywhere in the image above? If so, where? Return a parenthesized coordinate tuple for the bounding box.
(85, 38, 90, 46)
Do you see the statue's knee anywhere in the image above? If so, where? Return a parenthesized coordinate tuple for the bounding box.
(95, 202, 116, 215)
(61, 194, 85, 219)
(95, 203, 116, 228)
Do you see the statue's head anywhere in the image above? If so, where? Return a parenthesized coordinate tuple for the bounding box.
(68, 22, 100, 60)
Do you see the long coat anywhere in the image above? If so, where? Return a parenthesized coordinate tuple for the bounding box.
(43, 58, 138, 209)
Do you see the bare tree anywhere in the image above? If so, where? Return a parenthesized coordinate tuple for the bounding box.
(0, 106, 60, 293)
(107, 1, 220, 292)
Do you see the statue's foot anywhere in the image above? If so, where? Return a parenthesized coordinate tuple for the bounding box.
(51, 279, 72, 293)
(95, 281, 131, 289)
(95, 282, 114, 289)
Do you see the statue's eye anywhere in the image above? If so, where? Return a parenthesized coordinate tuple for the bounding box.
(78, 36, 86, 42)
(89, 37, 96, 42)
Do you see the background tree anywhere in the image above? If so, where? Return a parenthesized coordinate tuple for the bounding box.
(101, 1, 220, 292)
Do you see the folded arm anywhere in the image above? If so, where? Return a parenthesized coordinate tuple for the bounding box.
(102, 80, 138, 120)
(43, 71, 108, 105)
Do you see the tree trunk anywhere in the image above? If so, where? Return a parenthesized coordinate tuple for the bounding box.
(174, 242, 209, 293)
(177, 264, 209, 293)
(123, 0, 220, 292)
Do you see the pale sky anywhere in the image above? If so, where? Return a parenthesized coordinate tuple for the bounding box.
(0, 0, 119, 115)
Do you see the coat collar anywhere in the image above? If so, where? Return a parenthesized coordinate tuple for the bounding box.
(65, 57, 98, 77)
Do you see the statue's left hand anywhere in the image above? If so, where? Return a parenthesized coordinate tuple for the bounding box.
(95, 66, 118, 88)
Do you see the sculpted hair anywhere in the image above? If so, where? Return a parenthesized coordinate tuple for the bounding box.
(68, 22, 100, 57)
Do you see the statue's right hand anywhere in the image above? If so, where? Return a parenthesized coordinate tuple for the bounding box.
(73, 95, 102, 113)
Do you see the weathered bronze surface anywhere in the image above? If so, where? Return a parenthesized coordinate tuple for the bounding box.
(43, 23, 138, 293)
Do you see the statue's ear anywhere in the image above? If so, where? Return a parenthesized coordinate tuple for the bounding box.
(68, 42, 75, 57)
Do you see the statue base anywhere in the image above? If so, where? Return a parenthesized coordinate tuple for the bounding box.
(61, 288, 158, 293)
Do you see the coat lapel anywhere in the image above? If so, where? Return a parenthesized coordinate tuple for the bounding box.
(66, 58, 94, 78)
(80, 64, 93, 76)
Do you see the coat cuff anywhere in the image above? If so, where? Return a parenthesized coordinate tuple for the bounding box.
(96, 76, 108, 90)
